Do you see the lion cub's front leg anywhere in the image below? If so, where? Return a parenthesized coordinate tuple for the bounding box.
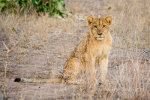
(99, 55, 108, 84)
(85, 54, 97, 85)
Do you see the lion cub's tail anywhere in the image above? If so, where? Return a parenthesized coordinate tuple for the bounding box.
(14, 77, 63, 83)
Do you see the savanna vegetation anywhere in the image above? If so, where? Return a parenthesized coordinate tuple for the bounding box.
(0, 0, 70, 17)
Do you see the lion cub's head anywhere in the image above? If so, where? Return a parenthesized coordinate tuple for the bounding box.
(87, 16, 112, 40)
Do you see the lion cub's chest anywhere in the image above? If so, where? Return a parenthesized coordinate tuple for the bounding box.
(93, 42, 111, 58)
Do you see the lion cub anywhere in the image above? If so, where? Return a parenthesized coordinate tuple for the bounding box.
(15, 16, 113, 84)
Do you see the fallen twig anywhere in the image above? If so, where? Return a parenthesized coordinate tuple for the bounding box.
(2, 41, 18, 99)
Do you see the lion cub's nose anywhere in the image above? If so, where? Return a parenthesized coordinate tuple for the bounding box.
(98, 33, 102, 35)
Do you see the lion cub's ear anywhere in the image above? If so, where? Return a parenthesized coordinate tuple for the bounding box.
(105, 16, 112, 25)
(87, 16, 94, 26)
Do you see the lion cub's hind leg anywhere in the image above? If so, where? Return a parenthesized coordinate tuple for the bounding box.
(63, 58, 83, 84)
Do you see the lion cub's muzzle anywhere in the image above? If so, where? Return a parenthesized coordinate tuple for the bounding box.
(96, 33, 105, 40)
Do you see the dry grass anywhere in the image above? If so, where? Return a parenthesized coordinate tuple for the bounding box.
(0, 0, 150, 100)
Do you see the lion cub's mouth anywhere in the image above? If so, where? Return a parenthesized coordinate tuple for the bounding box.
(96, 35, 105, 40)
(96, 37, 104, 40)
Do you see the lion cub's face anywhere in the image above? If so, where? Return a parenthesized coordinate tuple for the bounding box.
(87, 16, 112, 40)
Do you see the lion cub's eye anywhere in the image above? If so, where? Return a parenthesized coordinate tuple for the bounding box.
(93, 25, 97, 28)
(103, 25, 106, 28)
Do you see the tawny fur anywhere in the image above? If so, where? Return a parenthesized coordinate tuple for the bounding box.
(15, 16, 113, 84)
